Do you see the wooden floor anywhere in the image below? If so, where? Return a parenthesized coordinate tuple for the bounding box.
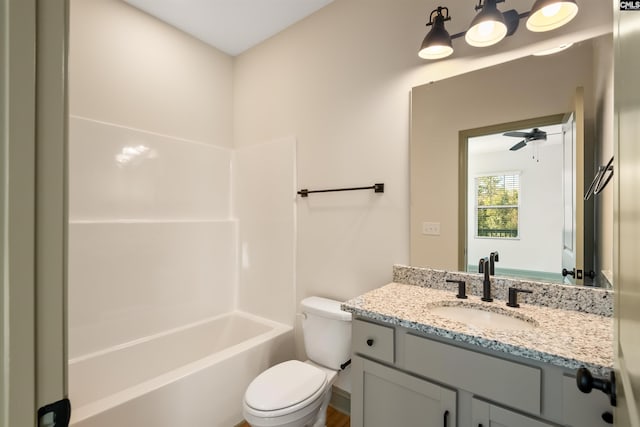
(238, 405, 350, 427)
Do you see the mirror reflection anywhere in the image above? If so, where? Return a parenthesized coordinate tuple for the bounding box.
(410, 34, 613, 287)
(464, 119, 578, 284)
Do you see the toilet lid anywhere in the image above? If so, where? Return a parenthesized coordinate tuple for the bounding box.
(244, 360, 327, 412)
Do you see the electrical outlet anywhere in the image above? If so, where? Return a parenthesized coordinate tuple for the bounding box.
(422, 222, 441, 236)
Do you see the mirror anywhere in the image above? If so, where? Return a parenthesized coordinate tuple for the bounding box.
(410, 34, 613, 287)
(461, 114, 586, 285)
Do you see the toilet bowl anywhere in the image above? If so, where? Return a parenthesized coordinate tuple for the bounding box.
(242, 297, 352, 427)
(243, 360, 337, 427)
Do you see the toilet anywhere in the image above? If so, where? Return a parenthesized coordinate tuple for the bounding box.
(242, 296, 352, 427)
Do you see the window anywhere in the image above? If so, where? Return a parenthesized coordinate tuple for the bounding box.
(475, 173, 520, 238)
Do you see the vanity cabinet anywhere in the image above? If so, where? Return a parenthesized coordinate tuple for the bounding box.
(351, 318, 457, 426)
(350, 318, 612, 427)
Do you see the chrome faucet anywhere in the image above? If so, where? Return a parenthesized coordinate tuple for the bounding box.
(479, 257, 493, 302)
(489, 251, 499, 275)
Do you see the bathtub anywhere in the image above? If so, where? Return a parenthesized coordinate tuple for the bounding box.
(69, 312, 294, 427)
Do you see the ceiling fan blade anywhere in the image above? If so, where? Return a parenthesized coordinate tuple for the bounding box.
(504, 131, 529, 138)
(510, 140, 527, 151)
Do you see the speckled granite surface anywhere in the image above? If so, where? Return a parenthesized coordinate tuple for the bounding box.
(393, 265, 613, 316)
(342, 279, 613, 376)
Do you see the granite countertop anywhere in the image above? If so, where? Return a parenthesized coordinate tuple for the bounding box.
(342, 282, 614, 376)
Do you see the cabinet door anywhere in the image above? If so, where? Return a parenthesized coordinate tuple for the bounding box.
(472, 398, 556, 427)
(351, 355, 456, 427)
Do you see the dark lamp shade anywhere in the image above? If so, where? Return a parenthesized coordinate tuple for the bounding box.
(418, 23, 453, 59)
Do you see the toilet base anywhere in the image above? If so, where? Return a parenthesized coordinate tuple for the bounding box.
(310, 386, 332, 427)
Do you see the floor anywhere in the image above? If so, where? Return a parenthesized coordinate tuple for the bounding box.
(238, 406, 350, 427)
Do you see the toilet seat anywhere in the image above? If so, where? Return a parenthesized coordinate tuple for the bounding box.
(244, 360, 327, 418)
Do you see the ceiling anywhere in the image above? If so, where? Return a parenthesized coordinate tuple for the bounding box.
(123, 0, 334, 56)
(469, 123, 564, 154)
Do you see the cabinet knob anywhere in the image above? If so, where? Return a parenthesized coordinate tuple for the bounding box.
(602, 411, 613, 424)
(366, 339, 374, 347)
(576, 366, 617, 407)
(562, 268, 576, 278)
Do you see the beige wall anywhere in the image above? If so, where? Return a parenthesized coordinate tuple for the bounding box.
(233, 0, 612, 314)
(410, 41, 596, 270)
(234, 0, 419, 306)
(592, 35, 614, 282)
(69, 0, 233, 145)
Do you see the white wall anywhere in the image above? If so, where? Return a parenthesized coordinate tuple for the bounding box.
(67, 117, 237, 357)
(68, 0, 235, 357)
(467, 143, 564, 273)
(234, 138, 297, 326)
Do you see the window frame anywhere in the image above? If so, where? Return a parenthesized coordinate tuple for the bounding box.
(474, 171, 521, 240)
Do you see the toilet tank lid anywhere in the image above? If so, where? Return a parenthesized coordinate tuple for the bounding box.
(301, 296, 352, 321)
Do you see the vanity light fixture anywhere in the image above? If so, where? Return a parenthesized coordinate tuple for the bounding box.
(419, 0, 579, 59)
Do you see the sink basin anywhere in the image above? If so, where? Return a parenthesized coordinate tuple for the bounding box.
(429, 305, 537, 330)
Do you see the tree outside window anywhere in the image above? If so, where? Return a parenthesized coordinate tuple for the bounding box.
(476, 173, 519, 238)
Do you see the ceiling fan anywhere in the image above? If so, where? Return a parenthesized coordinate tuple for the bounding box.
(504, 128, 547, 151)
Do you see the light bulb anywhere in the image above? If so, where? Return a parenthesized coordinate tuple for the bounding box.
(466, 19, 507, 47)
(419, 44, 453, 59)
(478, 21, 496, 36)
(541, 3, 562, 17)
(527, 0, 579, 32)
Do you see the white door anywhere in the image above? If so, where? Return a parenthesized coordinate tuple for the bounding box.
(561, 88, 585, 285)
(614, 3, 640, 426)
(1, 1, 68, 426)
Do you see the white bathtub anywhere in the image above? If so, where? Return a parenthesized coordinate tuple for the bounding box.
(69, 312, 294, 427)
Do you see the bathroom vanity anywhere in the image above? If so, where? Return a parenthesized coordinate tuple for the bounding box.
(342, 266, 614, 427)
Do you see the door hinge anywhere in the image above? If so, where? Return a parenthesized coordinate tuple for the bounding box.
(38, 398, 71, 427)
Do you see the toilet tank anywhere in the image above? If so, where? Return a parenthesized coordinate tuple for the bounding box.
(301, 296, 352, 370)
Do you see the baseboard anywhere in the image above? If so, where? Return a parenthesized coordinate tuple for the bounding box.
(330, 386, 351, 416)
